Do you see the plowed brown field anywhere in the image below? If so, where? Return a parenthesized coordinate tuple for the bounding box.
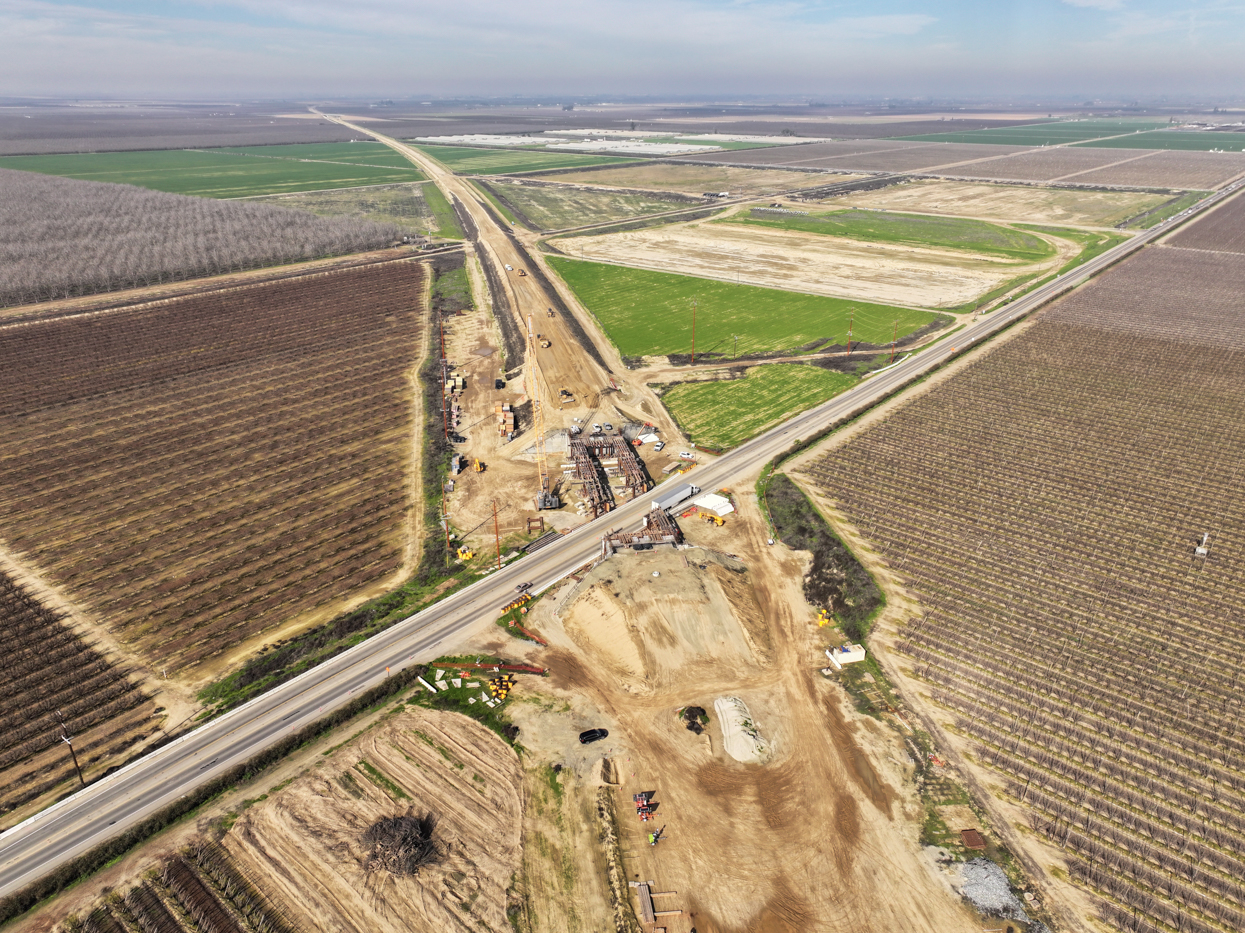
(226, 708, 523, 933)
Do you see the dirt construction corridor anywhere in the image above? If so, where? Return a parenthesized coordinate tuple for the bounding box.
(506, 493, 980, 933)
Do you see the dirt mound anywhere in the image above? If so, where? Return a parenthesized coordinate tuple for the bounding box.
(714, 695, 771, 764)
(225, 708, 521, 933)
(559, 549, 769, 695)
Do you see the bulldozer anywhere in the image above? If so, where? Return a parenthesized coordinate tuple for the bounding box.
(701, 513, 725, 527)
(456, 544, 474, 561)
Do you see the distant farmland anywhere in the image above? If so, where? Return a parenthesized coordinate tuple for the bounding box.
(546, 258, 934, 359)
(891, 118, 1170, 146)
(412, 145, 633, 175)
(0, 143, 425, 198)
(1071, 131, 1245, 152)
(0, 262, 426, 679)
(807, 233, 1245, 933)
(662, 364, 855, 449)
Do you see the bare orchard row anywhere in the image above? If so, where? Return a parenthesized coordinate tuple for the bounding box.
(809, 317, 1245, 933)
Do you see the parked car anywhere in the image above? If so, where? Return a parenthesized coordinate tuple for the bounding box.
(602, 423, 613, 432)
(679, 451, 695, 461)
(579, 728, 609, 744)
(654, 442, 665, 452)
(592, 423, 602, 432)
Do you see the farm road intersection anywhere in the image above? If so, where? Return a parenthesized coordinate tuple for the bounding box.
(0, 142, 1239, 899)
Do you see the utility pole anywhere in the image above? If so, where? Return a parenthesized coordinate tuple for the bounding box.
(493, 500, 502, 570)
(734, 334, 738, 359)
(846, 308, 855, 357)
(890, 319, 898, 363)
(690, 297, 697, 365)
(54, 711, 85, 788)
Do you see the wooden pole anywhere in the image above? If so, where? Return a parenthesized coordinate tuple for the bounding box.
(690, 297, 697, 365)
(846, 308, 855, 356)
(493, 499, 502, 570)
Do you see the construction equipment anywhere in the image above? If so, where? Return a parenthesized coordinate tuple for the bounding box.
(525, 314, 559, 510)
(648, 825, 666, 846)
(547, 308, 555, 317)
(816, 608, 832, 627)
(517, 269, 527, 277)
(701, 513, 725, 527)
(456, 545, 474, 560)
(538, 335, 552, 349)
(473, 458, 485, 473)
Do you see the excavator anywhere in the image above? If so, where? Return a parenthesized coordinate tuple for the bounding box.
(456, 545, 474, 561)
(700, 513, 725, 527)
(473, 458, 485, 473)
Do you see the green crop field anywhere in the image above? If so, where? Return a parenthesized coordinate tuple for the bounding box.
(662, 364, 856, 449)
(0, 147, 425, 198)
(486, 182, 686, 230)
(412, 145, 635, 175)
(724, 207, 1055, 262)
(214, 141, 422, 167)
(891, 119, 1171, 147)
(1071, 131, 1245, 152)
(547, 258, 936, 358)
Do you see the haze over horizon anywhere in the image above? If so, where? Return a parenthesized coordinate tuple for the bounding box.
(2, 0, 1244, 101)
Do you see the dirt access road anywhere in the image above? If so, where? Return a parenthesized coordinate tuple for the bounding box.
(317, 110, 611, 415)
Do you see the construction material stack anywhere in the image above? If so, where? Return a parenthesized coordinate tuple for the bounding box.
(495, 403, 514, 439)
(488, 673, 516, 702)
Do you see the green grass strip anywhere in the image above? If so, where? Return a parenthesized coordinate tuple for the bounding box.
(422, 183, 463, 238)
(356, 760, 411, 799)
(723, 208, 1055, 262)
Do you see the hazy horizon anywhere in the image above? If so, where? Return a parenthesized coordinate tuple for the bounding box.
(3, 1, 1244, 101)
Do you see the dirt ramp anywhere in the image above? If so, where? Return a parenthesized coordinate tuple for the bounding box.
(560, 549, 768, 695)
(225, 709, 521, 933)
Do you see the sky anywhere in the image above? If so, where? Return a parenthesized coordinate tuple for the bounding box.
(2, 0, 1244, 100)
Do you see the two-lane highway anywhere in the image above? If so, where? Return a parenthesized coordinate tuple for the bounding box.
(1, 161, 1237, 898)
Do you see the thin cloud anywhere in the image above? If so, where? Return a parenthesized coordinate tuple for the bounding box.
(1062, 0, 1125, 10)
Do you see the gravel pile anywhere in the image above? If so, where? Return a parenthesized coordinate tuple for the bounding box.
(959, 858, 1030, 923)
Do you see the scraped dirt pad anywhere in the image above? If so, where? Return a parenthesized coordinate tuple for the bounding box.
(560, 548, 771, 694)
(225, 709, 521, 933)
(568, 220, 1070, 308)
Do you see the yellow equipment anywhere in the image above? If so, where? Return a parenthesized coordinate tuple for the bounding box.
(701, 513, 725, 527)
(816, 608, 831, 627)
(457, 545, 474, 560)
(473, 458, 485, 473)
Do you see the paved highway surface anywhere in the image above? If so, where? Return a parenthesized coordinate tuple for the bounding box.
(0, 165, 1238, 898)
